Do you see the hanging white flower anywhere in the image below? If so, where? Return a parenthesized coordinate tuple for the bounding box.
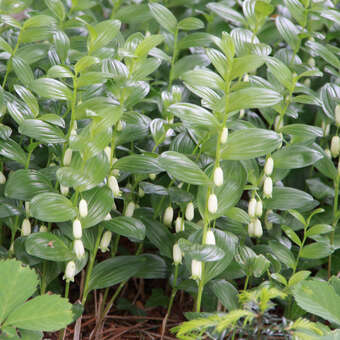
(185, 202, 194, 221)
(99, 231, 112, 252)
(173, 243, 182, 265)
(64, 261, 76, 282)
(163, 206, 174, 227)
(208, 194, 218, 214)
(213, 167, 224, 187)
(79, 199, 88, 218)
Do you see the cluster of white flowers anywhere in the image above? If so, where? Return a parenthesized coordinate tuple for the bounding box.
(72, 199, 88, 260)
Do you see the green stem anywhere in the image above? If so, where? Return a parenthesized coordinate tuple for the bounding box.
(40, 262, 47, 295)
(168, 28, 179, 90)
(81, 226, 104, 305)
(244, 275, 250, 291)
(167, 265, 179, 316)
(58, 281, 71, 340)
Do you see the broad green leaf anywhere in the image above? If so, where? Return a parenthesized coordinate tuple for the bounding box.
(30, 193, 77, 222)
(19, 119, 66, 144)
(0, 259, 38, 323)
(198, 161, 247, 220)
(300, 243, 332, 259)
(134, 34, 164, 57)
(4, 294, 73, 331)
(275, 16, 300, 50)
(12, 56, 34, 85)
(265, 187, 316, 211)
(288, 271, 311, 287)
(281, 124, 323, 143)
(159, 151, 211, 185)
(14, 85, 39, 117)
(230, 55, 265, 80)
(5, 169, 54, 201)
(149, 3, 177, 34)
(208, 280, 239, 310)
(45, 0, 65, 21)
(227, 87, 283, 112)
(0, 139, 27, 165)
(282, 225, 301, 247)
(307, 41, 340, 71)
(47, 65, 74, 78)
(102, 216, 146, 241)
(168, 103, 219, 131)
(25, 232, 74, 261)
(136, 254, 168, 279)
(306, 224, 332, 237)
(268, 240, 295, 269)
(88, 256, 145, 291)
(30, 78, 72, 101)
(219, 128, 281, 160)
(206, 3, 246, 26)
(74, 56, 99, 74)
(293, 280, 340, 325)
(177, 17, 204, 31)
(272, 145, 323, 169)
(23, 15, 56, 28)
(80, 186, 114, 228)
(113, 154, 162, 174)
(265, 56, 293, 90)
(0, 198, 22, 218)
(182, 68, 224, 90)
(178, 238, 225, 262)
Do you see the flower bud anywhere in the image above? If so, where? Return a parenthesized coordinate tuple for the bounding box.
(79, 199, 88, 218)
(336, 105, 340, 127)
(63, 148, 72, 166)
(243, 73, 249, 82)
(108, 176, 121, 196)
(125, 201, 135, 217)
(175, 216, 184, 233)
(248, 221, 255, 237)
(191, 260, 202, 280)
(116, 120, 124, 131)
(239, 109, 245, 118)
(0, 171, 6, 184)
(104, 212, 112, 221)
(39, 225, 48, 232)
(25, 202, 30, 217)
(73, 239, 85, 259)
(255, 200, 263, 217)
(173, 243, 182, 265)
(263, 176, 273, 198)
(60, 185, 69, 196)
(208, 194, 218, 214)
(163, 206, 174, 227)
(248, 198, 257, 218)
(206, 230, 216, 245)
(325, 148, 332, 158)
(254, 218, 263, 238)
(99, 230, 112, 252)
(73, 219, 82, 239)
(331, 136, 340, 158)
(304, 78, 311, 88)
(264, 157, 274, 176)
(185, 202, 194, 221)
(220, 127, 228, 144)
(103, 146, 110, 159)
(308, 57, 315, 68)
(213, 167, 223, 187)
(274, 116, 283, 130)
(70, 128, 77, 137)
(138, 187, 145, 197)
(21, 218, 31, 236)
(64, 261, 76, 282)
(149, 173, 156, 181)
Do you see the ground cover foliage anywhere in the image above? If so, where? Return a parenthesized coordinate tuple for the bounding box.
(0, 0, 340, 339)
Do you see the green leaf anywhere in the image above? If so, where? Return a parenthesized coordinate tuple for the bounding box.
(45, 0, 65, 21)
(4, 294, 73, 331)
(19, 119, 66, 144)
(168, 103, 219, 131)
(25, 232, 74, 261)
(227, 87, 283, 112)
(14, 85, 39, 117)
(182, 68, 224, 90)
(300, 243, 332, 259)
(208, 280, 239, 310)
(265, 56, 293, 90)
(268, 240, 295, 269)
(88, 256, 145, 291)
(149, 3, 177, 34)
(178, 238, 225, 262)
(12, 56, 34, 85)
(306, 224, 333, 237)
(47, 65, 74, 78)
(272, 145, 323, 169)
(219, 128, 281, 160)
(113, 154, 162, 174)
(57, 152, 110, 192)
(103, 216, 146, 241)
(282, 225, 301, 247)
(0, 259, 38, 323)
(80, 187, 114, 229)
(230, 55, 265, 80)
(0, 139, 27, 165)
(5, 169, 54, 201)
(307, 41, 340, 71)
(134, 34, 164, 58)
(0, 36, 12, 54)
(293, 280, 340, 325)
(177, 17, 204, 31)
(265, 187, 316, 211)
(74, 56, 99, 74)
(206, 2, 246, 26)
(23, 15, 56, 29)
(198, 160, 246, 220)
(275, 16, 300, 50)
(159, 151, 211, 185)
(288, 271, 311, 287)
(30, 192, 77, 222)
(281, 124, 323, 143)
(30, 78, 72, 101)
